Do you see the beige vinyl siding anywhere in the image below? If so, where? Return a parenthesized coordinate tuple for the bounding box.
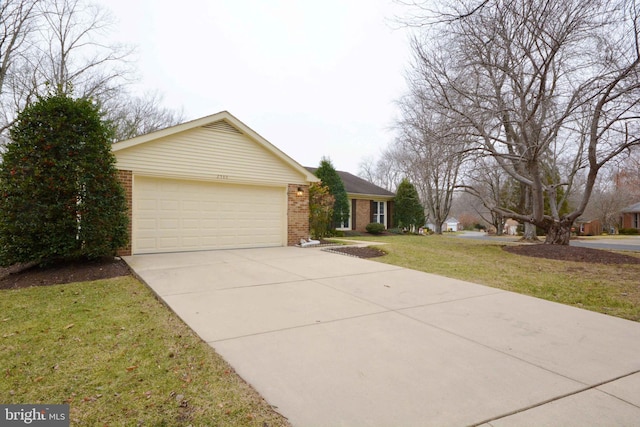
(133, 177, 285, 254)
(116, 122, 303, 185)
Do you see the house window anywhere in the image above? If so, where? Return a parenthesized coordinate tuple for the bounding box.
(337, 200, 351, 230)
(373, 201, 385, 226)
(634, 213, 640, 229)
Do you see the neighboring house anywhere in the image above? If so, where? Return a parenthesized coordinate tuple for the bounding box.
(112, 111, 319, 256)
(425, 218, 461, 232)
(445, 218, 462, 232)
(306, 167, 395, 231)
(575, 218, 603, 236)
(504, 219, 519, 235)
(621, 202, 640, 231)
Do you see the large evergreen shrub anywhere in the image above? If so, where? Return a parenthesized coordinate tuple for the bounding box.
(394, 178, 425, 230)
(309, 182, 334, 239)
(0, 93, 129, 266)
(314, 158, 350, 231)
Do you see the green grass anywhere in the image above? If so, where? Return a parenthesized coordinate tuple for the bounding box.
(347, 234, 640, 321)
(0, 277, 289, 426)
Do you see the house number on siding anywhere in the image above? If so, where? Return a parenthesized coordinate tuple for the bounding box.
(216, 174, 229, 180)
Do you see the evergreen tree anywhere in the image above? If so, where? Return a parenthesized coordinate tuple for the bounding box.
(394, 178, 425, 230)
(309, 182, 335, 238)
(314, 158, 350, 231)
(0, 93, 129, 266)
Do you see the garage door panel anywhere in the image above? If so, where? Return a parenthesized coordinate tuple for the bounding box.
(159, 219, 179, 229)
(137, 238, 157, 251)
(161, 200, 180, 211)
(159, 237, 180, 249)
(182, 219, 200, 229)
(202, 202, 217, 212)
(182, 200, 200, 210)
(133, 177, 285, 254)
(137, 218, 157, 229)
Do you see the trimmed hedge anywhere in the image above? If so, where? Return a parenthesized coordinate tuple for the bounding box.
(366, 222, 385, 235)
(619, 228, 640, 235)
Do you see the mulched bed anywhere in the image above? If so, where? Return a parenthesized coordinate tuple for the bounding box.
(0, 257, 131, 290)
(3, 243, 638, 291)
(324, 246, 387, 258)
(503, 244, 640, 265)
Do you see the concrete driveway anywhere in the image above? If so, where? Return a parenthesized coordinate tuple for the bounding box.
(124, 247, 640, 426)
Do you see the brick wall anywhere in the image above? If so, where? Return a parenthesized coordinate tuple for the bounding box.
(116, 170, 133, 256)
(354, 199, 371, 232)
(287, 184, 310, 245)
(352, 199, 394, 231)
(622, 212, 639, 229)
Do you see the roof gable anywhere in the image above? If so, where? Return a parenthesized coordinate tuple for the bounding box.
(113, 111, 318, 185)
(306, 167, 395, 198)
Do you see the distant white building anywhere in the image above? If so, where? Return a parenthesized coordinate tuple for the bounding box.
(504, 219, 519, 235)
(425, 218, 462, 232)
(445, 218, 461, 232)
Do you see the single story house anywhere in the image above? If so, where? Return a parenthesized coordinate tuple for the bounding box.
(621, 202, 640, 231)
(112, 111, 319, 255)
(306, 168, 395, 231)
(575, 218, 603, 236)
(446, 218, 462, 232)
(504, 218, 519, 235)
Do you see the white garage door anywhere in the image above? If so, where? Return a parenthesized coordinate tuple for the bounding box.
(133, 177, 285, 254)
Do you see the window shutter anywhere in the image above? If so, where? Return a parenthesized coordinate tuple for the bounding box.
(351, 199, 357, 230)
(370, 200, 375, 223)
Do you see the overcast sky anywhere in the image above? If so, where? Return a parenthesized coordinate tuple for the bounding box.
(107, 0, 413, 174)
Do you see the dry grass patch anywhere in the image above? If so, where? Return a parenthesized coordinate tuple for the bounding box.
(353, 235, 640, 321)
(0, 276, 289, 426)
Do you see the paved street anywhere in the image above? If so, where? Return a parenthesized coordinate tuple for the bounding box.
(456, 231, 640, 252)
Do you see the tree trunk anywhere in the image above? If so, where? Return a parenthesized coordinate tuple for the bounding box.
(493, 212, 504, 236)
(544, 222, 572, 245)
(519, 186, 539, 241)
(434, 222, 443, 234)
(521, 222, 539, 242)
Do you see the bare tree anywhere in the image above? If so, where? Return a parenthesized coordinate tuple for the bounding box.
(358, 155, 377, 183)
(583, 187, 628, 233)
(0, 0, 40, 133)
(357, 151, 403, 192)
(104, 91, 185, 141)
(0, 0, 181, 146)
(582, 152, 640, 231)
(393, 92, 467, 233)
(0, 0, 39, 92)
(401, 0, 640, 244)
(461, 156, 521, 235)
(615, 149, 640, 202)
(32, 0, 133, 99)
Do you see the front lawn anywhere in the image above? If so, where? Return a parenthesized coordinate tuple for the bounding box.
(0, 276, 289, 426)
(350, 234, 640, 321)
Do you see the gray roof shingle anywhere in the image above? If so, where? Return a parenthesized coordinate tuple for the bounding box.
(621, 202, 640, 213)
(306, 167, 395, 197)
